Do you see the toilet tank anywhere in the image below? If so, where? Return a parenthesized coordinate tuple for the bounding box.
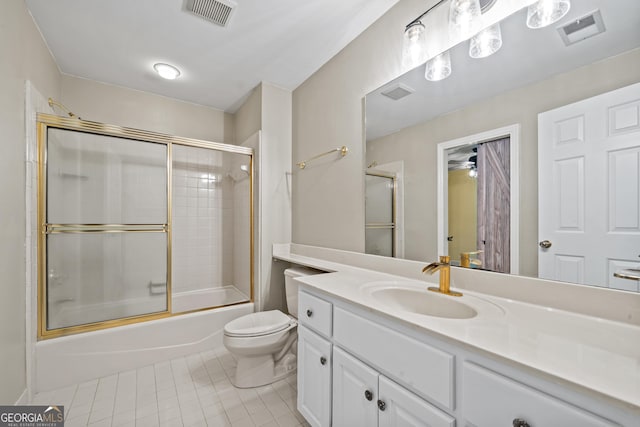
(284, 266, 322, 318)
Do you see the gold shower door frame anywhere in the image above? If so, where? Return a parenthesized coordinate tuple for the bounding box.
(37, 113, 254, 339)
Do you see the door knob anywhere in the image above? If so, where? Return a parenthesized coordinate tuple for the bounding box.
(364, 390, 373, 401)
(513, 419, 530, 427)
(320, 356, 327, 365)
(539, 240, 552, 249)
(306, 309, 313, 317)
(377, 400, 386, 411)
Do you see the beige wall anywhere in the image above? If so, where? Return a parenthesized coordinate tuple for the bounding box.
(368, 48, 640, 276)
(292, 0, 430, 252)
(0, 0, 61, 403)
(234, 82, 293, 311)
(234, 85, 262, 145)
(259, 83, 292, 311)
(61, 76, 232, 143)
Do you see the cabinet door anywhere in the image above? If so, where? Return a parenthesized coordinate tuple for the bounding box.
(378, 377, 456, 427)
(298, 325, 332, 427)
(462, 362, 618, 427)
(333, 347, 378, 427)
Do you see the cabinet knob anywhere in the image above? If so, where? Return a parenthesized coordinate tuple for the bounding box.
(306, 309, 313, 317)
(364, 390, 373, 401)
(320, 356, 327, 365)
(377, 400, 386, 411)
(513, 419, 530, 427)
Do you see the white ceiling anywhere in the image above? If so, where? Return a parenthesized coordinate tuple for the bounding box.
(25, 0, 399, 112)
(366, 0, 640, 141)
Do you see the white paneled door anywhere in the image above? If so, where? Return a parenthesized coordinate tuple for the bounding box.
(538, 82, 640, 291)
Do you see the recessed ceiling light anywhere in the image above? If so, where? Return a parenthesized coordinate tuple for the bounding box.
(153, 63, 181, 80)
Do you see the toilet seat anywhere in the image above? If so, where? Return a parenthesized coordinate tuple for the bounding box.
(224, 310, 295, 337)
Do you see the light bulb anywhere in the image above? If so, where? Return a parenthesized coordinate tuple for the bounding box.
(425, 51, 452, 82)
(469, 23, 502, 59)
(469, 168, 477, 178)
(526, 0, 571, 29)
(402, 21, 427, 69)
(153, 63, 181, 80)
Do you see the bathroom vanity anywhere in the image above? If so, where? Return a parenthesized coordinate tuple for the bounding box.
(273, 244, 640, 427)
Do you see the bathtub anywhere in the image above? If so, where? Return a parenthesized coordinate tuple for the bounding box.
(172, 286, 249, 313)
(35, 302, 253, 392)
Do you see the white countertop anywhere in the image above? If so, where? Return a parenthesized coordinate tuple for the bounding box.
(273, 246, 640, 410)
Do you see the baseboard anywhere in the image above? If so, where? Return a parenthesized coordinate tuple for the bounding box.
(14, 389, 28, 405)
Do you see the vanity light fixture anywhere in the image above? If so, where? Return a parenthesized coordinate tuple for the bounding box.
(526, 0, 571, 29)
(405, 0, 568, 83)
(153, 63, 181, 80)
(469, 22, 502, 58)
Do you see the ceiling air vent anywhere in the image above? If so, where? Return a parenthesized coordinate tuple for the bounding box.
(557, 10, 605, 46)
(186, 0, 237, 27)
(381, 83, 414, 101)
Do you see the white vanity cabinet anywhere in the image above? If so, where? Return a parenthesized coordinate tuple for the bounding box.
(296, 286, 637, 427)
(333, 347, 455, 427)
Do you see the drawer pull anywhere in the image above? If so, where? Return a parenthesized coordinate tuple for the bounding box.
(306, 309, 313, 317)
(513, 419, 530, 427)
(377, 400, 386, 411)
(364, 390, 373, 401)
(320, 356, 327, 365)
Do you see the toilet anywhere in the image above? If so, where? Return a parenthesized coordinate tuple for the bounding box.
(223, 266, 320, 388)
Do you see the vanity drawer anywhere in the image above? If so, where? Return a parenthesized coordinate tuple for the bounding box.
(299, 291, 332, 338)
(462, 362, 618, 427)
(333, 307, 454, 410)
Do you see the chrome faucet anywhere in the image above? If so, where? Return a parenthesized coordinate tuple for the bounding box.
(422, 255, 462, 297)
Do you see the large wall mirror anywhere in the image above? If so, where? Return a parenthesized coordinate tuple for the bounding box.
(364, 0, 640, 292)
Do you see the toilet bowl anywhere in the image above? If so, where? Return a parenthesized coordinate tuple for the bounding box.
(223, 266, 320, 388)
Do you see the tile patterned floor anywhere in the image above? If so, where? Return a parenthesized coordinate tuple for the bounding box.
(30, 348, 310, 427)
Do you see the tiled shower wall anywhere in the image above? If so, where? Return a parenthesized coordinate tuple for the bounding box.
(172, 145, 250, 298)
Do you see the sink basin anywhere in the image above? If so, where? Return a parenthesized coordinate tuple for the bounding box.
(369, 286, 478, 319)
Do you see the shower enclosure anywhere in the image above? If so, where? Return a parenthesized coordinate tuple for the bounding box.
(37, 114, 253, 339)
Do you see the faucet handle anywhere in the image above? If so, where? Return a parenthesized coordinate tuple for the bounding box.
(439, 255, 450, 264)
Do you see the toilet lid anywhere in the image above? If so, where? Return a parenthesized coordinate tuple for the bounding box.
(224, 310, 293, 337)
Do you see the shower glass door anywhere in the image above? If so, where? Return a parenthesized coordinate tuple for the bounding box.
(42, 127, 169, 334)
(365, 172, 396, 257)
(171, 145, 253, 313)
